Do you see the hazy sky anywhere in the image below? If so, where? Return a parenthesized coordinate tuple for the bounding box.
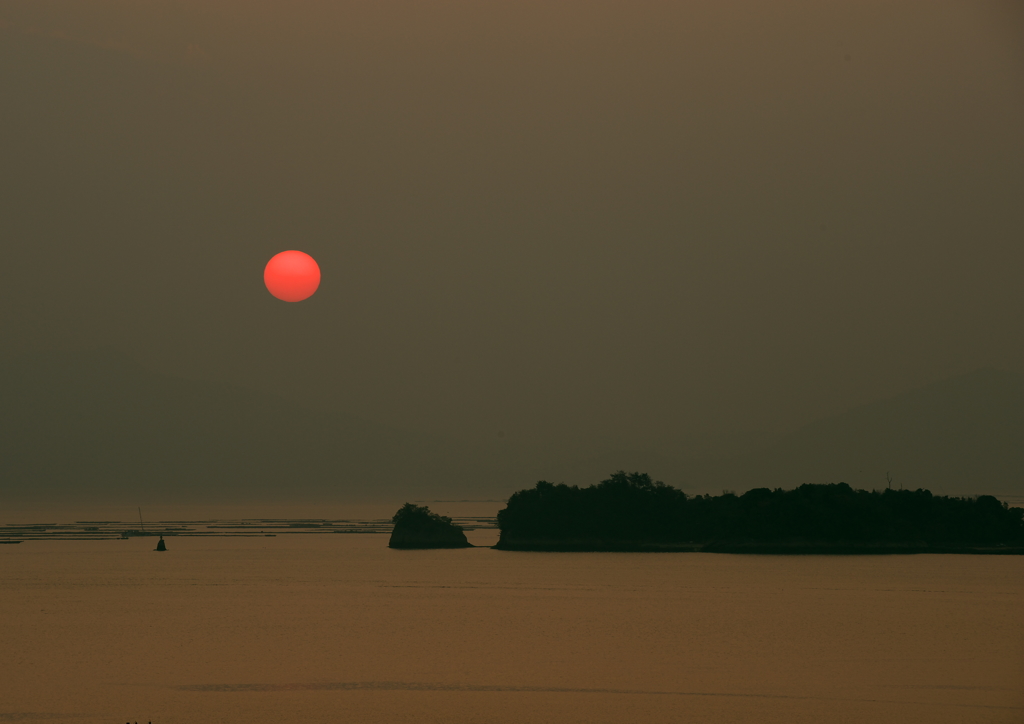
(2, 1, 1023, 456)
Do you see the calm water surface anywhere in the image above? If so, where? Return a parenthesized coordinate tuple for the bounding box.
(1, 533, 1021, 723)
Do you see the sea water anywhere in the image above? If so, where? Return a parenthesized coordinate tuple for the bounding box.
(1, 533, 1021, 723)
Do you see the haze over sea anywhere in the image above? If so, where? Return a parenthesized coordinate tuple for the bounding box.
(2, 530, 1021, 723)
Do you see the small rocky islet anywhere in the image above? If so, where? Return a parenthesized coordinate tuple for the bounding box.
(388, 503, 473, 549)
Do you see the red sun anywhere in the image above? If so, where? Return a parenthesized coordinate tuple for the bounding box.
(264, 250, 321, 302)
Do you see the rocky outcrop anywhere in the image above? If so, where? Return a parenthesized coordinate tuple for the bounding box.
(389, 503, 472, 549)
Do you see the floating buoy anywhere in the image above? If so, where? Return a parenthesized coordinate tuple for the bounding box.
(155, 536, 166, 552)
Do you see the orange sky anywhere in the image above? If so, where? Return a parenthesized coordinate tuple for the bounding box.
(2, 1, 1023, 460)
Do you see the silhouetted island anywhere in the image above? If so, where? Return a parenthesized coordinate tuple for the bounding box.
(389, 503, 473, 549)
(494, 471, 1024, 553)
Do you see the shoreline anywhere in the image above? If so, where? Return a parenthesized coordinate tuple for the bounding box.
(493, 540, 1024, 554)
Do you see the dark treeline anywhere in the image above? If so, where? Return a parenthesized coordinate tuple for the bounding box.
(496, 472, 1024, 549)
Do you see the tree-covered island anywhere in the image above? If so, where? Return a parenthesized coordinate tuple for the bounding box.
(495, 472, 1024, 553)
(389, 503, 473, 549)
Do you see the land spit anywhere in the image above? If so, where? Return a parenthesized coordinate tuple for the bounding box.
(0, 517, 498, 543)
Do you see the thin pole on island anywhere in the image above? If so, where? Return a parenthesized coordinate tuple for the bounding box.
(138, 507, 145, 533)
